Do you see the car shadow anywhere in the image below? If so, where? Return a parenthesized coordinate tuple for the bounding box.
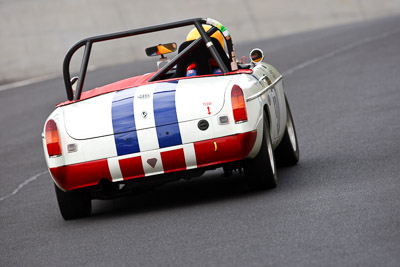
(89, 165, 298, 220)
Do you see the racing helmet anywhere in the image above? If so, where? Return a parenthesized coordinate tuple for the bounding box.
(186, 25, 225, 49)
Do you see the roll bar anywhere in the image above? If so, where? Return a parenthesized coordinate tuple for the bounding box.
(62, 18, 236, 101)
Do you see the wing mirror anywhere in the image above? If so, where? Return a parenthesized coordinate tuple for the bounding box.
(250, 48, 264, 64)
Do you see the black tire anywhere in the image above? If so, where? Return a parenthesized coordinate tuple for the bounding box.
(244, 111, 277, 189)
(275, 96, 299, 167)
(54, 184, 92, 220)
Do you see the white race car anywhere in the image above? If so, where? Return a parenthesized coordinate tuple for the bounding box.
(42, 18, 299, 220)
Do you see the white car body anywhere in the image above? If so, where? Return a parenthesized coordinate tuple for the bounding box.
(43, 63, 285, 191)
(42, 18, 298, 219)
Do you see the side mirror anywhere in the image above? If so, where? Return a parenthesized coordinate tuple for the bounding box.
(145, 43, 177, 57)
(250, 48, 264, 64)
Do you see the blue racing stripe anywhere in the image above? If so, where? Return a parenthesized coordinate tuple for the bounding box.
(112, 87, 139, 155)
(153, 82, 182, 148)
(114, 131, 140, 156)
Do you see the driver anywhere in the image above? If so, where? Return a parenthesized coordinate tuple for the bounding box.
(185, 25, 225, 77)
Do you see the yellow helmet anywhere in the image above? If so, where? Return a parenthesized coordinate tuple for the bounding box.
(186, 25, 225, 50)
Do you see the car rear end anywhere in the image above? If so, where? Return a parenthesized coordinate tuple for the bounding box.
(43, 74, 263, 193)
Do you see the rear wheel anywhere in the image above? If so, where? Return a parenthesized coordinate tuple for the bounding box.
(244, 111, 277, 189)
(275, 96, 299, 167)
(54, 184, 91, 220)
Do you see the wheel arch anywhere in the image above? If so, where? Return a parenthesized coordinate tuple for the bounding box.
(263, 104, 272, 133)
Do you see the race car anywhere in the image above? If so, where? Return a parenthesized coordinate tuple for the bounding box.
(42, 18, 299, 220)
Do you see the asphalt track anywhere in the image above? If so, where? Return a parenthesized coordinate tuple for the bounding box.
(1, 16, 400, 266)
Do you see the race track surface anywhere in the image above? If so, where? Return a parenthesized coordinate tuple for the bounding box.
(1, 16, 400, 266)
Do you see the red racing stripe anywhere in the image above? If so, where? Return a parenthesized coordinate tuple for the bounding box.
(119, 156, 145, 180)
(161, 148, 186, 173)
(49, 131, 257, 191)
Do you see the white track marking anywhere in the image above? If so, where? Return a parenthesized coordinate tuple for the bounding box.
(283, 29, 400, 76)
(0, 66, 97, 92)
(0, 74, 59, 92)
(0, 171, 48, 202)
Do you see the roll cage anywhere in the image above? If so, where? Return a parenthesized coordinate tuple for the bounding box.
(63, 18, 238, 101)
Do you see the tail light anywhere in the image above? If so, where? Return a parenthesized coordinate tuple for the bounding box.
(231, 85, 248, 123)
(45, 119, 62, 157)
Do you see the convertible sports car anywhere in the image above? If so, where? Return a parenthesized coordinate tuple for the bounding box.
(42, 18, 299, 220)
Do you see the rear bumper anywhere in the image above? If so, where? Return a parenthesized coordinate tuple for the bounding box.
(50, 130, 257, 191)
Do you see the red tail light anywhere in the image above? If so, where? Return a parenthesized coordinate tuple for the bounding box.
(46, 119, 62, 157)
(231, 85, 248, 123)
